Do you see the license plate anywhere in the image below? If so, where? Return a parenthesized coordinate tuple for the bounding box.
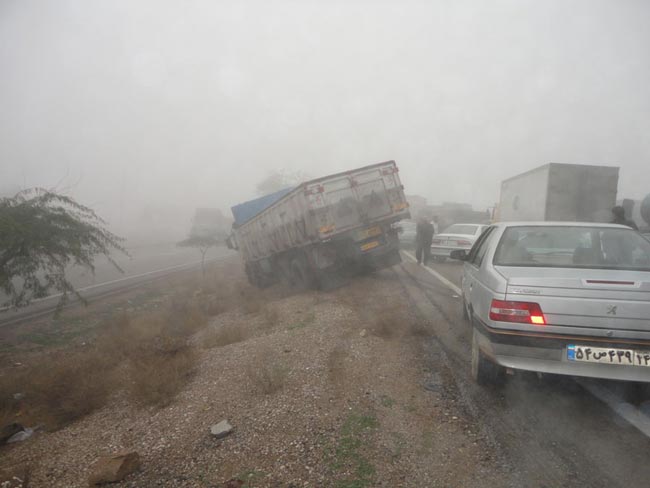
(567, 344, 650, 367)
(360, 240, 380, 252)
(357, 226, 382, 240)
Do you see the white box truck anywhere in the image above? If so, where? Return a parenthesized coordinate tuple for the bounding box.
(497, 163, 619, 222)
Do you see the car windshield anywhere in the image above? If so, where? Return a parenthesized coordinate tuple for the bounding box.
(444, 224, 479, 235)
(494, 226, 650, 270)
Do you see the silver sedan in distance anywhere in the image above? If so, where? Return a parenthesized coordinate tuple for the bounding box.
(430, 223, 488, 262)
(450, 222, 650, 385)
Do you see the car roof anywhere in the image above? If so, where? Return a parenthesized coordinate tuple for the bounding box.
(491, 221, 630, 229)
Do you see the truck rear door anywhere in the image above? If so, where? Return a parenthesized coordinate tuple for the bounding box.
(306, 162, 409, 239)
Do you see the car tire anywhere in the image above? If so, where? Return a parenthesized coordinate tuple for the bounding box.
(471, 328, 504, 386)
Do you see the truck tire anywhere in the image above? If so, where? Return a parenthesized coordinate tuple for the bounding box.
(471, 328, 504, 386)
(246, 262, 271, 289)
(244, 263, 257, 287)
(290, 257, 314, 290)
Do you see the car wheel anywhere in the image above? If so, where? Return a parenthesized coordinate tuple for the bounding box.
(471, 328, 504, 386)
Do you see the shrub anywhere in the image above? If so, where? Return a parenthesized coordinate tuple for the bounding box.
(202, 324, 249, 349)
(127, 337, 198, 407)
(246, 350, 288, 395)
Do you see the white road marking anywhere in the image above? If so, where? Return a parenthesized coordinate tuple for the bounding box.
(401, 250, 462, 295)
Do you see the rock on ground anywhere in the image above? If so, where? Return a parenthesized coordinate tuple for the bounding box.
(210, 420, 234, 439)
(87, 451, 140, 486)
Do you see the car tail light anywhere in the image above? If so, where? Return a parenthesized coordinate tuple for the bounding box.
(456, 240, 472, 246)
(431, 239, 442, 245)
(489, 299, 546, 325)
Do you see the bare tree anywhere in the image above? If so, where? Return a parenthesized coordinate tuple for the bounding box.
(177, 235, 220, 279)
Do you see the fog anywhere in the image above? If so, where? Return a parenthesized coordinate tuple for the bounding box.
(2, 0, 649, 241)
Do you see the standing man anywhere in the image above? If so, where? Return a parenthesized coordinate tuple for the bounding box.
(415, 217, 435, 265)
(611, 206, 638, 230)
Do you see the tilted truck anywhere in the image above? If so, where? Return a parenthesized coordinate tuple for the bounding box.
(229, 161, 410, 288)
(497, 163, 619, 222)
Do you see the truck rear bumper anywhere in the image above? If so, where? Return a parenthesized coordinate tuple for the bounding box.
(354, 237, 401, 270)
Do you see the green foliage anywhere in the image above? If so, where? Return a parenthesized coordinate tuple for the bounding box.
(0, 188, 126, 310)
(329, 412, 378, 488)
(177, 234, 220, 252)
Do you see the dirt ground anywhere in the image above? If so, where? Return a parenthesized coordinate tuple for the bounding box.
(1, 260, 510, 487)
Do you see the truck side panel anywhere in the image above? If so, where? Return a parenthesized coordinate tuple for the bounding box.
(545, 163, 619, 222)
(498, 165, 550, 221)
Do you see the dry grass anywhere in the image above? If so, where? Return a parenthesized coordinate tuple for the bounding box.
(202, 324, 249, 349)
(0, 293, 209, 429)
(127, 337, 198, 407)
(262, 305, 280, 328)
(0, 347, 117, 429)
(166, 298, 208, 336)
(202, 296, 229, 316)
(234, 283, 266, 315)
(246, 349, 288, 395)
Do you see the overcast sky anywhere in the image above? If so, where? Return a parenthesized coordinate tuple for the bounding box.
(2, 0, 649, 234)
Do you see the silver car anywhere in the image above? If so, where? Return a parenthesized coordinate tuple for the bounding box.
(451, 222, 650, 385)
(397, 220, 418, 247)
(430, 224, 488, 262)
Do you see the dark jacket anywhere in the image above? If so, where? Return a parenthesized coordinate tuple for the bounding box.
(416, 222, 435, 245)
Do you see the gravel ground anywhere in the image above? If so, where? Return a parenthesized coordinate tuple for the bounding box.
(1, 263, 510, 487)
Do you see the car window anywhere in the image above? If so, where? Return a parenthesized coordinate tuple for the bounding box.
(444, 224, 478, 235)
(468, 226, 495, 267)
(494, 226, 650, 270)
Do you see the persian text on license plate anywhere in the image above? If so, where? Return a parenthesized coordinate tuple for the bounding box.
(360, 240, 380, 252)
(357, 226, 382, 240)
(567, 344, 650, 367)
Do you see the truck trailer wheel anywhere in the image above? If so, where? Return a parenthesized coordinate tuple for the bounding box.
(290, 257, 314, 290)
(245, 262, 271, 289)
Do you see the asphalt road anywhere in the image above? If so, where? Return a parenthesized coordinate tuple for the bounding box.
(396, 253, 650, 487)
(0, 243, 236, 327)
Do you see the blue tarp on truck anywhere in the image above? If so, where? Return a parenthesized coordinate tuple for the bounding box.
(231, 187, 294, 227)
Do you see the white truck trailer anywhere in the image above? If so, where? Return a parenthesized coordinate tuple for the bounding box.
(230, 161, 410, 288)
(497, 163, 619, 222)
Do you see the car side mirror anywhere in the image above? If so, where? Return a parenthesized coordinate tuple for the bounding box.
(450, 249, 468, 261)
